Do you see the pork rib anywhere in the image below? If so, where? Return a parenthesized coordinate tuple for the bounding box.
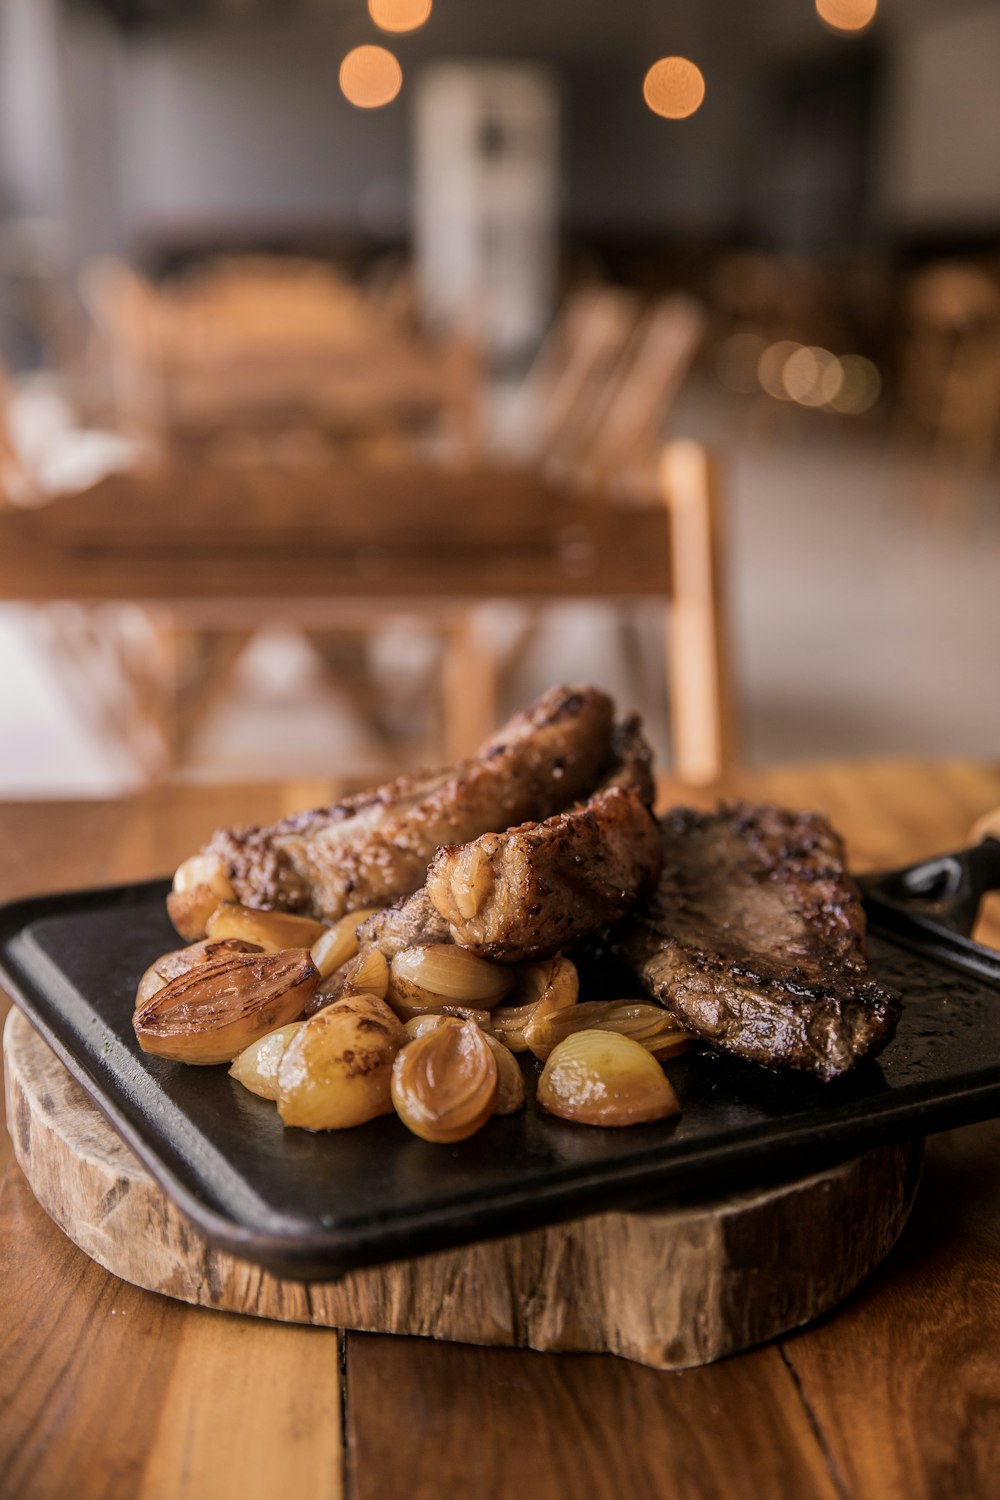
(618, 803, 900, 1080)
(191, 685, 615, 925)
(426, 716, 662, 963)
(356, 887, 452, 960)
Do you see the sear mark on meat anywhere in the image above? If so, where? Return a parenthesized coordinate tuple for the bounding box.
(617, 803, 901, 1081)
(426, 716, 662, 963)
(203, 683, 615, 922)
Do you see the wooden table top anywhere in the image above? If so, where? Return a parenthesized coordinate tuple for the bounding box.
(2, 758, 1000, 1500)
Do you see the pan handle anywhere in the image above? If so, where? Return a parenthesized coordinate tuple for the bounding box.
(865, 809, 1000, 939)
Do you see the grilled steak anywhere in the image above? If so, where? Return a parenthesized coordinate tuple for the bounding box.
(426, 717, 662, 963)
(618, 803, 900, 1080)
(199, 685, 615, 923)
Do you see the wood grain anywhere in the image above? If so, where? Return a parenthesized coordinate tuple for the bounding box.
(1, 760, 999, 1500)
(0, 1156, 344, 1500)
(133, 1314, 344, 1500)
(344, 1335, 843, 1500)
(781, 1117, 1000, 1500)
(4, 1010, 921, 1371)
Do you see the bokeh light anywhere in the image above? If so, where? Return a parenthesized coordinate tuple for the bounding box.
(643, 57, 706, 120)
(368, 0, 432, 34)
(339, 45, 403, 109)
(782, 345, 839, 406)
(752, 341, 880, 415)
(828, 355, 881, 414)
(757, 341, 800, 400)
(815, 0, 877, 34)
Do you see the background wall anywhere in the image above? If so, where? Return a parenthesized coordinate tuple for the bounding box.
(883, 4, 1000, 234)
(0, 0, 998, 266)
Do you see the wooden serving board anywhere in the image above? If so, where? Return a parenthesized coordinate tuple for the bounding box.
(4, 1009, 922, 1371)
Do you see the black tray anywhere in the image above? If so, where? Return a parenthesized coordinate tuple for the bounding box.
(2, 837, 1000, 1281)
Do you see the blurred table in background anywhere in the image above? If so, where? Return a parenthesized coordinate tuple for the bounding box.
(80, 256, 484, 463)
(1, 757, 999, 1499)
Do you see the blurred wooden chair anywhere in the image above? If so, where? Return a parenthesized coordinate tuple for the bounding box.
(511, 284, 641, 463)
(490, 290, 707, 721)
(569, 295, 706, 492)
(897, 261, 1000, 474)
(0, 442, 735, 786)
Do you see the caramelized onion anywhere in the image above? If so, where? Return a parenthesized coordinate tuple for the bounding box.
(490, 955, 578, 1052)
(277, 994, 407, 1130)
(206, 902, 327, 952)
(134, 949, 318, 1065)
(230, 1022, 304, 1100)
(391, 1018, 498, 1143)
(537, 1030, 681, 1127)
(524, 1000, 693, 1061)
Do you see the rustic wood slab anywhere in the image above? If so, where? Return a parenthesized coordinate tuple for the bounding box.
(4, 1008, 921, 1372)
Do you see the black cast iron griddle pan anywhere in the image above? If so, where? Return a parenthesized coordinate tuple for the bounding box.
(2, 834, 1000, 1281)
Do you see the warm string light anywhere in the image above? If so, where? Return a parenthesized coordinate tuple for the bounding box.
(339, 44, 403, 109)
(643, 57, 705, 120)
(816, 0, 877, 34)
(368, 0, 432, 33)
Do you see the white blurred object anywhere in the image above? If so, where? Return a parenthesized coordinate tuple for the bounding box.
(414, 62, 559, 362)
(5, 375, 144, 501)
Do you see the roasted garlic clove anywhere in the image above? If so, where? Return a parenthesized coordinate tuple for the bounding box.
(490, 955, 578, 1052)
(230, 1022, 304, 1100)
(310, 908, 382, 979)
(524, 1000, 694, 1062)
(206, 902, 327, 952)
(134, 949, 319, 1065)
(277, 994, 407, 1130)
(135, 938, 263, 1008)
(536, 1029, 681, 1127)
(167, 854, 236, 940)
(391, 1018, 498, 1143)
(388, 944, 514, 1020)
(483, 1033, 526, 1115)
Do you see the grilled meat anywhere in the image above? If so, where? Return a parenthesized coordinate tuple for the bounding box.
(193, 685, 615, 925)
(426, 717, 662, 962)
(619, 803, 900, 1080)
(356, 887, 451, 960)
(600, 713, 657, 806)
